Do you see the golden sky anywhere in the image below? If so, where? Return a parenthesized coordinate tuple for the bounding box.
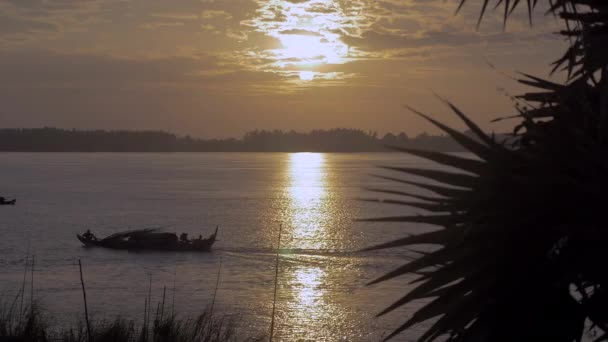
(0, 0, 564, 137)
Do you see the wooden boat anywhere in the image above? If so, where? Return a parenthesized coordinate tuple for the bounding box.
(0, 199, 16, 205)
(77, 227, 218, 252)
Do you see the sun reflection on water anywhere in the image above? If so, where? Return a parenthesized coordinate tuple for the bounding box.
(286, 152, 329, 250)
(293, 265, 325, 310)
(270, 153, 356, 340)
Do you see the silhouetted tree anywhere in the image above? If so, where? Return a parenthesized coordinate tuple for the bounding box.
(365, 1, 608, 341)
(0, 128, 472, 152)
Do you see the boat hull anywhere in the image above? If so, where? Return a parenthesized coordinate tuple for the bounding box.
(0, 199, 16, 206)
(76, 228, 217, 252)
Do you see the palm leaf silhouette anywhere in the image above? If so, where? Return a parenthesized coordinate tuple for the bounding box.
(365, 1, 608, 340)
(364, 101, 601, 341)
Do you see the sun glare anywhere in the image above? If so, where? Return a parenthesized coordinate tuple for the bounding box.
(276, 34, 345, 65)
(299, 71, 315, 81)
(251, 0, 354, 82)
(279, 35, 325, 60)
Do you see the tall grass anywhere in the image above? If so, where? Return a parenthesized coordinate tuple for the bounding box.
(0, 254, 265, 342)
(0, 302, 47, 341)
(0, 301, 263, 342)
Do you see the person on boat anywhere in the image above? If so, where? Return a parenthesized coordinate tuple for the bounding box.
(83, 229, 96, 241)
(0, 197, 5, 203)
(180, 233, 189, 242)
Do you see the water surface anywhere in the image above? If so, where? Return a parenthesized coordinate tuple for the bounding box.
(0, 152, 442, 341)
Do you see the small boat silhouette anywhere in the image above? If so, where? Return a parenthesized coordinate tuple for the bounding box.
(0, 198, 16, 206)
(77, 226, 219, 252)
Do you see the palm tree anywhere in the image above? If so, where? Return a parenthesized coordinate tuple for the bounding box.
(363, 1, 608, 341)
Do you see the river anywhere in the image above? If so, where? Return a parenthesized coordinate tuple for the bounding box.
(0, 152, 444, 341)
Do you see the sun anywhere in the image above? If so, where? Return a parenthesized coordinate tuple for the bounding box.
(250, 0, 354, 82)
(299, 71, 315, 81)
(277, 34, 343, 63)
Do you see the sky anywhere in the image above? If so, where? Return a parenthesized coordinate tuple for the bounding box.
(0, 0, 566, 138)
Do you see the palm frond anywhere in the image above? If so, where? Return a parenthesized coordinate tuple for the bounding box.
(366, 1, 608, 340)
(366, 100, 608, 340)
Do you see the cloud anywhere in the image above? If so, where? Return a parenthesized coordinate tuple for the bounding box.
(140, 22, 186, 30)
(278, 29, 322, 36)
(256, 5, 287, 23)
(306, 3, 337, 14)
(0, 49, 218, 85)
(151, 12, 199, 21)
(0, 13, 57, 35)
(226, 29, 248, 40)
(0, 0, 102, 45)
(201, 10, 233, 20)
(342, 30, 479, 51)
(342, 27, 558, 52)
(0, 0, 569, 137)
(0, 48, 296, 91)
(4, 0, 85, 11)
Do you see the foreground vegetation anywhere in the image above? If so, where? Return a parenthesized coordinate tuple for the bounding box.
(366, 0, 608, 341)
(0, 302, 262, 342)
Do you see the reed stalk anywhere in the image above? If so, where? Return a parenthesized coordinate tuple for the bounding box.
(143, 298, 147, 342)
(30, 255, 35, 312)
(269, 224, 282, 342)
(147, 274, 152, 341)
(171, 266, 177, 317)
(78, 259, 92, 342)
(18, 256, 28, 326)
(154, 302, 160, 324)
(19, 242, 29, 322)
(160, 286, 166, 321)
(209, 256, 223, 318)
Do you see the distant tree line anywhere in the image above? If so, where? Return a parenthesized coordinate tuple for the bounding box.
(0, 127, 477, 152)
